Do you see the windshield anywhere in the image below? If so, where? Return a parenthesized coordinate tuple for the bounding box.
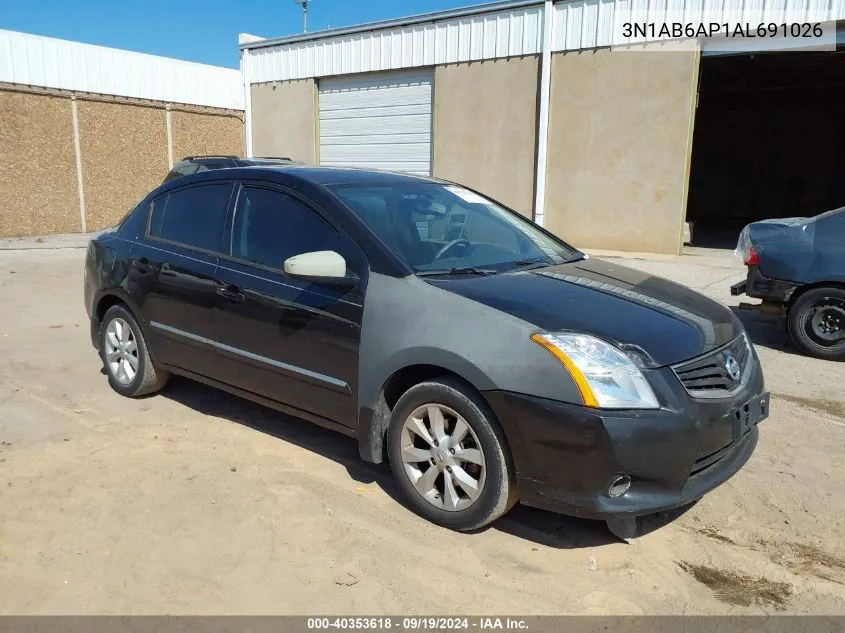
(329, 182, 579, 274)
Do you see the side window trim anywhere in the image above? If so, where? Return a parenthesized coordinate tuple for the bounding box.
(218, 181, 349, 276)
(237, 180, 345, 232)
(144, 181, 237, 258)
(145, 193, 168, 239)
(226, 183, 243, 259)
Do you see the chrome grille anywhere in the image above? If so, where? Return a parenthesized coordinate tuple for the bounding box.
(672, 334, 753, 398)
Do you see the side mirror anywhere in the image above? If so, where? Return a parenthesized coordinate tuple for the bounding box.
(283, 250, 359, 288)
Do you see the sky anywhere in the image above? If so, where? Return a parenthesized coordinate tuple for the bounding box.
(0, 0, 479, 69)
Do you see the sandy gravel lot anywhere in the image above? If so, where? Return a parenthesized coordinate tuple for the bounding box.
(0, 245, 843, 615)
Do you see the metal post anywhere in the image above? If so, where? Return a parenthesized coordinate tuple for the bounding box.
(533, 0, 554, 228)
(70, 95, 87, 233)
(165, 105, 174, 168)
(295, 0, 309, 34)
(241, 48, 253, 157)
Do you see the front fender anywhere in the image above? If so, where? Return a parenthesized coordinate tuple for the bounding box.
(355, 273, 583, 462)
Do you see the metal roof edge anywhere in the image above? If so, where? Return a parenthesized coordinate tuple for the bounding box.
(239, 0, 544, 50)
(0, 28, 241, 74)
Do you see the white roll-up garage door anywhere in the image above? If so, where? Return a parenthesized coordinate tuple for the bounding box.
(318, 71, 433, 175)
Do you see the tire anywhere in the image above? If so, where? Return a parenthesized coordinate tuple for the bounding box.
(386, 377, 517, 531)
(787, 286, 845, 361)
(100, 304, 169, 397)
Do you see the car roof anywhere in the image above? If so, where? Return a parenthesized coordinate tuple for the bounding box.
(176, 155, 238, 163)
(200, 165, 445, 186)
(173, 156, 297, 166)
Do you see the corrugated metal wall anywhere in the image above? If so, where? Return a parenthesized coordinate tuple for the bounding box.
(0, 29, 244, 110)
(244, 0, 845, 83)
(551, 0, 845, 51)
(246, 5, 544, 84)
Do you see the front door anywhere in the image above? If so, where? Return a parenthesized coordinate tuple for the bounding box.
(129, 182, 235, 375)
(214, 184, 364, 427)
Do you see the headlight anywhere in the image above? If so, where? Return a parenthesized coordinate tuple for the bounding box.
(531, 332, 660, 409)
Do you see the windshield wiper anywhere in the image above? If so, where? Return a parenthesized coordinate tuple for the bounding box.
(416, 266, 498, 277)
(513, 257, 549, 268)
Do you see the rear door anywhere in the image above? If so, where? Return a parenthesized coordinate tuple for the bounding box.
(213, 183, 365, 427)
(128, 181, 235, 375)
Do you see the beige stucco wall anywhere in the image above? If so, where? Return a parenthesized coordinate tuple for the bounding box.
(433, 58, 539, 217)
(0, 91, 81, 236)
(544, 48, 699, 254)
(251, 80, 316, 163)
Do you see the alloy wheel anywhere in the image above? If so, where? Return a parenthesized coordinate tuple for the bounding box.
(399, 404, 486, 512)
(104, 317, 139, 385)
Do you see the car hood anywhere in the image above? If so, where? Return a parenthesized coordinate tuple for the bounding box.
(425, 258, 742, 366)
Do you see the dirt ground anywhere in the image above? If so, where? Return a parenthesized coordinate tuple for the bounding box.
(0, 245, 843, 615)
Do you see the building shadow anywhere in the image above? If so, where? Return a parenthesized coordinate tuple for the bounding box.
(730, 306, 797, 355)
(160, 376, 691, 549)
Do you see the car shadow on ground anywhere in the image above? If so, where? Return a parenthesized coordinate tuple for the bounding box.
(162, 375, 385, 486)
(160, 376, 690, 549)
(730, 306, 797, 355)
(492, 501, 696, 548)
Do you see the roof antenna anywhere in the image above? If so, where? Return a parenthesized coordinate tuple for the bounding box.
(293, 0, 310, 33)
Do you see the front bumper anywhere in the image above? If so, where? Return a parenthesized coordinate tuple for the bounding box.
(484, 362, 767, 520)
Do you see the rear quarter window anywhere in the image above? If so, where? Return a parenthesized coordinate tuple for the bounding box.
(117, 197, 151, 239)
(163, 163, 198, 183)
(148, 183, 233, 253)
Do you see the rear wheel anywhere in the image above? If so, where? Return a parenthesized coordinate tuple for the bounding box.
(387, 377, 516, 531)
(100, 304, 169, 396)
(787, 287, 845, 361)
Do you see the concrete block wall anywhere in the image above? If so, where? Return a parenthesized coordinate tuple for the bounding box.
(0, 84, 244, 237)
(0, 91, 80, 236)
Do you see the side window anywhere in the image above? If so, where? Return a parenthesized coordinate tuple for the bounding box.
(231, 187, 344, 270)
(148, 184, 232, 252)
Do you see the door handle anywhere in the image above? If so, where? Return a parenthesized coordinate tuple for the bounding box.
(131, 258, 153, 274)
(216, 284, 245, 303)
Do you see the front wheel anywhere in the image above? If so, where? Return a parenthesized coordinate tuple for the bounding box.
(387, 378, 516, 531)
(787, 286, 845, 361)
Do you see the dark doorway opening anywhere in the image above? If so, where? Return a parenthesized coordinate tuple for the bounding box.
(685, 50, 845, 249)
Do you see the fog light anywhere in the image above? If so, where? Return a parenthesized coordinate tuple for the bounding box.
(608, 475, 632, 498)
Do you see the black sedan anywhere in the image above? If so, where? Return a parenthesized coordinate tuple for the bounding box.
(84, 166, 768, 537)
